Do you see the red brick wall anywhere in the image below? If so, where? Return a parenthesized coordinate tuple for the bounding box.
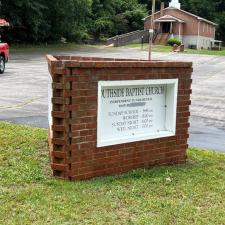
(47, 55, 192, 180)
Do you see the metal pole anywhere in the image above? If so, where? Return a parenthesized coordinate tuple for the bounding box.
(141, 36, 144, 50)
(148, 0, 156, 60)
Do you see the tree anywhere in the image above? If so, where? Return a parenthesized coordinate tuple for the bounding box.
(216, 12, 225, 42)
(0, 0, 46, 43)
(88, 0, 115, 40)
(88, 0, 147, 40)
(0, 0, 224, 44)
(181, 0, 216, 21)
(44, 0, 91, 42)
(0, 0, 91, 43)
(112, 0, 147, 35)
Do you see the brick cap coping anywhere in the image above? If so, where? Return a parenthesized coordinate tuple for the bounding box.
(46, 55, 192, 68)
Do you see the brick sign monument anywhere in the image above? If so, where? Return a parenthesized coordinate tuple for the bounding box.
(47, 55, 192, 180)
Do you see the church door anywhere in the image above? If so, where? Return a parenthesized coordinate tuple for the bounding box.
(162, 22, 171, 33)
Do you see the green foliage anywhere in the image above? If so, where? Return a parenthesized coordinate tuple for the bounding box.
(216, 12, 225, 43)
(0, 0, 92, 43)
(0, 0, 46, 43)
(113, 0, 147, 34)
(0, 0, 224, 44)
(0, 0, 147, 43)
(89, 0, 147, 40)
(167, 38, 182, 46)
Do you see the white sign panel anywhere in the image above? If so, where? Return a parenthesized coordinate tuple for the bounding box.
(97, 79, 178, 147)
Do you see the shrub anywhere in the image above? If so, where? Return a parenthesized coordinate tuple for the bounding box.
(167, 38, 182, 46)
(69, 30, 90, 43)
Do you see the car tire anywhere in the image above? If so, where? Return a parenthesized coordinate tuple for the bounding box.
(0, 56, 5, 74)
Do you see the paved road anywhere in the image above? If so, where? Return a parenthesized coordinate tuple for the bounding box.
(1, 46, 225, 152)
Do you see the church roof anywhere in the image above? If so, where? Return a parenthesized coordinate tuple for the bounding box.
(143, 6, 217, 26)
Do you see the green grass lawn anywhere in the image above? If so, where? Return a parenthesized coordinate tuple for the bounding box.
(9, 42, 225, 57)
(123, 43, 225, 56)
(9, 43, 100, 52)
(1, 121, 225, 225)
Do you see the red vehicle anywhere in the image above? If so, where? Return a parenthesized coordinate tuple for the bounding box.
(0, 19, 10, 74)
(0, 43, 9, 74)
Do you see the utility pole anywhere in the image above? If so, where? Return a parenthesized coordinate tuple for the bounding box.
(148, 0, 156, 60)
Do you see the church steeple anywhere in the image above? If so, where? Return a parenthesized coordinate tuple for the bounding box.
(169, 0, 181, 9)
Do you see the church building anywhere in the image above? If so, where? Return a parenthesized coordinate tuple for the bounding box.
(143, 0, 218, 49)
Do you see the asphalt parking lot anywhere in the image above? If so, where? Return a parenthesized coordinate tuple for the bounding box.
(1, 46, 225, 152)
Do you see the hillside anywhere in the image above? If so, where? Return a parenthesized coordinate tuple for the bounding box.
(0, 0, 224, 43)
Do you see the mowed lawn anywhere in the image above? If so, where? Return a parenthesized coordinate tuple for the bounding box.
(123, 43, 225, 56)
(0, 122, 225, 225)
(8, 43, 225, 57)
